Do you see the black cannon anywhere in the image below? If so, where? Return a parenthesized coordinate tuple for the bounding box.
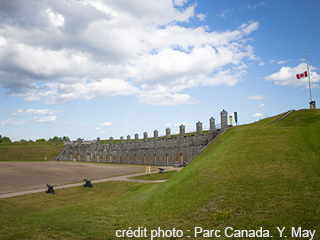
(84, 179, 93, 188)
(46, 184, 55, 194)
(158, 168, 167, 173)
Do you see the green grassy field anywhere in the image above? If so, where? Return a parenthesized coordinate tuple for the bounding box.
(0, 109, 319, 239)
(128, 170, 177, 180)
(0, 141, 65, 161)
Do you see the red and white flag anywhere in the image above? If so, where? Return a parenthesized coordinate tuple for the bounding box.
(296, 71, 308, 79)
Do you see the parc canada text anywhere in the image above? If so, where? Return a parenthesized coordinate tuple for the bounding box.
(116, 226, 316, 239)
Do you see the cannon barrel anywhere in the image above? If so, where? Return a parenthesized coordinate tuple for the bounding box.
(84, 179, 91, 183)
(46, 184, 53, 188)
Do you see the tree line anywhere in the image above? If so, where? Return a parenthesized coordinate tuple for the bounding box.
(0, 135, 70, 143)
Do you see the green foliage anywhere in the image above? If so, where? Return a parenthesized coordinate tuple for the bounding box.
(2, 136, 11, 143)
(0, 134, 2, 143)
(36, 138, 46, 142)
(48, 136, 70, 142)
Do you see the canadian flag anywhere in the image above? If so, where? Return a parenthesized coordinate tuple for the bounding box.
(296, 71, 308, 79)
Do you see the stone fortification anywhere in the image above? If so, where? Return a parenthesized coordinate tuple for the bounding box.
(56, 110, 230, 166)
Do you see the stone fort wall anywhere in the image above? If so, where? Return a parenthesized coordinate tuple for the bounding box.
(56, 110, 229, 166)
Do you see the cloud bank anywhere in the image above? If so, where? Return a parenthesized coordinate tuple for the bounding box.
(0, 0, 259, 105)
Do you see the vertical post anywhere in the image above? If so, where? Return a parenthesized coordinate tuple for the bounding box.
(127, 135, 131, 144)
(306, 50, 316, 109)
(97, 137, 100, 145)
(135, 133, 139, 143)
(234, 112, 238, 126)
(120, 136, 124, 144)
(306, 50, 312, 103)
(144, 132, 148, 142)
(179, 124, 185, 137)
(196, 121, 202, 135)
(209, 117, 215, 132)
(220, 109, 228, 129)
(154, 130, 158, 141)
(166, 127, 171, 139)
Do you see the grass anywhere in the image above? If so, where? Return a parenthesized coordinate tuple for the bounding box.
(0, 109, 320, 239)
(0, 141, 65, 161)
(128, 170, 177, 180)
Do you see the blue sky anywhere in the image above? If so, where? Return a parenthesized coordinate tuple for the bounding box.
(0, 0, 319, 141)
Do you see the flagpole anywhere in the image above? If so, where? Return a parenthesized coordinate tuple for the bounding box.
(305, 50, 312, 102)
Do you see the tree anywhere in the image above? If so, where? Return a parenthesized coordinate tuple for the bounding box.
(36, 138, 46, 142)
(62, 136, 71, 142)
(0, 134, 2, 143)
(2, 136, 12, 143)
(52, 136, 59, 142)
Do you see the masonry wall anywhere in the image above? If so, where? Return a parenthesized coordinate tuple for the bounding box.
(56, 110, 229, 166)
(57, 130, 221, 166)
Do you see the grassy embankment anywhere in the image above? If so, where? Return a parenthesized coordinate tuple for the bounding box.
(128, 170, 177, 181)
(0, 141, 65, 161)
(0, 109, 319, 239)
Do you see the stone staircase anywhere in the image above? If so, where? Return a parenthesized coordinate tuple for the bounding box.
(55, 145, 70, 160)
(271, 109, 295, 124)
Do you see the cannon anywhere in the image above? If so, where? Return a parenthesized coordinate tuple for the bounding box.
(84, 179, 93, 188)
(46, 184, 55, 194)
(158, 168, 167, 173)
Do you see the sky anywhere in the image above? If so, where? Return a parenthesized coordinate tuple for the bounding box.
(0, 0, 319, 142)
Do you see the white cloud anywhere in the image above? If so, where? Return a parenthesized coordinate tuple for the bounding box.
(25, 109, 59, 115)
(258, 104, 265, 108)
(252, 113, 264, 118)
(219, 9, 233, 18)
(265, 63, 320, 88)
(1, 118, 26, 126)
(37, 116, 57, 123)
(77, 123, 87, 128)
(42, 8, 65, 28)
(12, 109, 24, 117)
(101, 122, 114, 127)
(259, 62, 265, 66)
(0, 1, 260, 106)
(277, 59, 291, 65)
(97, 122, 113, 130)
(10, 108, 59, 124)
(0, 108, 6, 112)
(248, 2, 266, 9)
(173, 0, 188, 7)
(246, 95, 266, 100)
(197, 13, 206, 21)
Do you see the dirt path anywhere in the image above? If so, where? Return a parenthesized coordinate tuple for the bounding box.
(0, 161, 180, 199)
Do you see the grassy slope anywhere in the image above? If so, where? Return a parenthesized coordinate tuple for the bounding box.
(0, 142, 65, 161)
(0, 109, 319, 239)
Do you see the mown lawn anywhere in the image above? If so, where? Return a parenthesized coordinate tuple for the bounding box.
(0, 142, 65, 161)
(0, 109, 319, 239)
